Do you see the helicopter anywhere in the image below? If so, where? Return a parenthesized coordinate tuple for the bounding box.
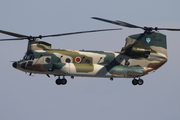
(1, 17, 180, 86)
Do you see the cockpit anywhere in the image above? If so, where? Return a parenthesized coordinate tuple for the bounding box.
(23, 52, 34, 60)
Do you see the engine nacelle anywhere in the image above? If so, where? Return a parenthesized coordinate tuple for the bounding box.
(127, 47, 151, 57)
(27, 40, 51, 51)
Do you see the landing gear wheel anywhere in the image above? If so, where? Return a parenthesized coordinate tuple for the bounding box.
(138, 78, 144, 85)
(56, 79, 61, 85)
(132, 79, 138, 85)
(61, 79, 67, 85)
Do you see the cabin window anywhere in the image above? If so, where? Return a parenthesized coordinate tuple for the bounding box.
(85, 59, 90, 64)
(45, 57, 51, 63)
(125, 61, 130, 66)
(105, 60, 110, 65)
(66, 58, 71, 63)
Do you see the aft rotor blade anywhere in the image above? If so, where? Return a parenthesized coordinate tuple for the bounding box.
(92, 17, 123, 26)
(92, 17, 144, 29)
(116, 20, 144, 29)
(39, 28, 122, 38)
(156, 28, 180, 31)
(92, 17, 180, 32)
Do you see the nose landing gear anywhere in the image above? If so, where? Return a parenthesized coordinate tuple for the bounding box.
(132, 78, 144, 86)
(55, 76, 67, 85)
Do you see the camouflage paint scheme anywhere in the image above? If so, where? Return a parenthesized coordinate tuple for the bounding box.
(14, 32, 167, 78)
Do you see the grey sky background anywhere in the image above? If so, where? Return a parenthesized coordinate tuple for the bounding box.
(0, 0, 180, 120)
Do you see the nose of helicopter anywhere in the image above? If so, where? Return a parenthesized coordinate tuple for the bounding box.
(12, 62, 17, 68)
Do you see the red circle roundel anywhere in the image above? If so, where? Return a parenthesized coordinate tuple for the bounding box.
(75, 57, 81, 63)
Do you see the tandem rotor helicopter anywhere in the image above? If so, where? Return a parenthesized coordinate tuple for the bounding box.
(1, 17, 180, 86)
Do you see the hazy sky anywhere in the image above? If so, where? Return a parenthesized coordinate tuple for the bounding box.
(0, 0, 180, 120)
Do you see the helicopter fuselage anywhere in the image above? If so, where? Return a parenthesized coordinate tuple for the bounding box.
(12, 36, 167, 79)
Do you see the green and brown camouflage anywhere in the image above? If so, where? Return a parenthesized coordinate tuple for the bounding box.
(14, 31, 167, 79)
(2, 17, 178, 85)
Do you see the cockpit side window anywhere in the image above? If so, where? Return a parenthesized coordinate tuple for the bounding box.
(23, 55, 28, 60)
(28, 55, 34, 60)
(23, 53, 34, 60)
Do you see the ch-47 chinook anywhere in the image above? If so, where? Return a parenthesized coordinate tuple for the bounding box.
(1, 17, 180, 86)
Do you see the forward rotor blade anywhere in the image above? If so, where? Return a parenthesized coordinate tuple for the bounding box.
(0, 38, 26, 41)
(0, 28, 121, 41)
(39, 28, 122, 38)
(0, 30, 28, 38)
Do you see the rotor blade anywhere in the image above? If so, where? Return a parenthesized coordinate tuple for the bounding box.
(92, 17, 180, 32)
(0, 38, 26, 41)
(0, 28, 121, 41)
(92, 17, 123, 26)
(116, 20, 144, 29)
(92, 17, 144, 29)
(156, 28, 180, 31)
(38, 28, 122, 38)
(0, 30, 28, 38)
(10, 61, 16, 62)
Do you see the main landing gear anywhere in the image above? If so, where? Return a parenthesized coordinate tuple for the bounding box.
(132, 78, 144, 86)
(55, 76, 67, 85)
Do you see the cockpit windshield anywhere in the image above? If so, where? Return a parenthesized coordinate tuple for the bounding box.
(23, 53, 34, 60)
